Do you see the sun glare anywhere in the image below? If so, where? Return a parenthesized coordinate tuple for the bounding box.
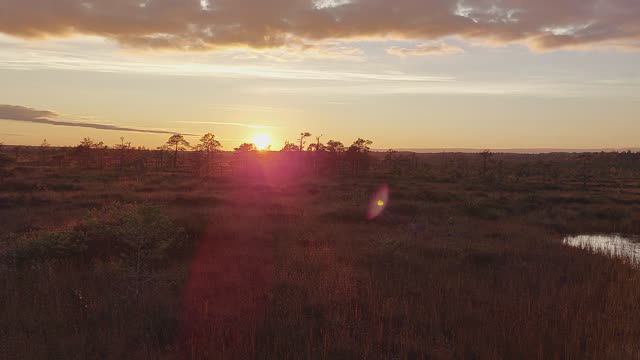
(253, 133, 271, 151)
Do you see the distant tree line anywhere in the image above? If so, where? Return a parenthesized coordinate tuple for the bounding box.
(0, 132, 378, 179)
(2, 134, 640, 189)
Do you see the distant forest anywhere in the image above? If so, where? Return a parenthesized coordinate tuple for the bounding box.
(2, 133, 640, 190)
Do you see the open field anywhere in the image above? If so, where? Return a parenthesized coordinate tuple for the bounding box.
(4, 1, 640, 358)
(2, 149, 640, 358)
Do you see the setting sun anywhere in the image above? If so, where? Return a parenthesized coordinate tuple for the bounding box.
(252, 133, 271, 151)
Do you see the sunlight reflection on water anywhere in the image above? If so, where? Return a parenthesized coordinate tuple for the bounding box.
(563, 234, 640, 265)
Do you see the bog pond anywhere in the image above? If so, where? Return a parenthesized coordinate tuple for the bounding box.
(563, 234, 640, 266)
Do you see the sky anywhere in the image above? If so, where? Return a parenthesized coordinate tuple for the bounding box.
(0, 0, 639, 150)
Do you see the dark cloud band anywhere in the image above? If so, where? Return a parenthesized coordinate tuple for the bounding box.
(0, 0, 638, 50)
(0, 104, 192, 135)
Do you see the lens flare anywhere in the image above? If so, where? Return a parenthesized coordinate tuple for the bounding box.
(367, 184, 389, 220)
(253, 133, 271, 151)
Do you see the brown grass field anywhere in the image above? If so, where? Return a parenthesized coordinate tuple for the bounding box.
(1, 147, 640, 359)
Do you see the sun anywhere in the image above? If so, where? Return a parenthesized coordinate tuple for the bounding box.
(252, 133, 271, 151)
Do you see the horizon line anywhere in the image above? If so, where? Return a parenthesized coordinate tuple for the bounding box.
(2, 143, 639, 154)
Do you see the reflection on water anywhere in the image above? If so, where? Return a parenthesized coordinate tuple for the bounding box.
(563, 234, 640, 265)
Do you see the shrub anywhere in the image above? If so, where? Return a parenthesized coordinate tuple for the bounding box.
(4, 203, 187, 267)
(7, 230, 87, 262)
(82, 203, 187, 268)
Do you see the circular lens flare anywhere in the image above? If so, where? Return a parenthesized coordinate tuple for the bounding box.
(368, 184, 389, 220)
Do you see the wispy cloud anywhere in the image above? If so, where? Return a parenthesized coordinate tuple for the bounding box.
(230, 39, 366, 63)
(205, 103, 302, 113)
(251, 80, 594, 98)
(176, 121, 279, 129)
(0, 104, 193, 135)
(0, 36, 452, 81)
(387, 41, 464, 57)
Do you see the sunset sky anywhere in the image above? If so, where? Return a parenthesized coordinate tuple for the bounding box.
(1, 0, 639, 150)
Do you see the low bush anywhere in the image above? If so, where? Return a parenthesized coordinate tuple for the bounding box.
(4, 203, 187, 267)
(7, 229, 87, 262)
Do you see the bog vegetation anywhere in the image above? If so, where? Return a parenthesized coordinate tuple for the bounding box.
(1, 134, 640, 358)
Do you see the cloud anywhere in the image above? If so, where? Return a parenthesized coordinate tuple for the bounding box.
(0, 104, 192, 135)
(176, 121, 279, 129)
(387, 41, 464, 57)
(263, 41, 366, 62)
(0, 1, 638, 51)
(0, 37, 452, 80)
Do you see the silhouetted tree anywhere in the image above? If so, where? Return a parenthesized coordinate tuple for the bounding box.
(76, 137, 105, 168)
(347, 138, 373, 175)
(195, 133, 222, 176)
(114, 137, 132, 170)
(307, 143, 325, 152)
(326, 140, 345, 153)
(307, 135, 325, 152)
(349, 138, 373, 153)
(234, 143, 257, 175)
(324, 140, 345, 173)
(235, 143, 258, 153)
(480, 150, 494, 177)
(298, 132, 312, 152)
(281, 141, 300, 152)
(305, 135, 327, 176)
(79, 137, 96, 148)
(39, 139, 50, 163)
(166, 134, 190, 168)
(94, 141, 108, 169)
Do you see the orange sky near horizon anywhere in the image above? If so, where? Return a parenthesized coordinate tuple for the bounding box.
(1, 1, 639, 150)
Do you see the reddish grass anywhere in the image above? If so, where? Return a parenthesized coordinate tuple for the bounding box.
(2, 151, 640, 358)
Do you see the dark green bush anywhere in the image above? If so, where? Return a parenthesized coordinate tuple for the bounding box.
(8, 230, 87, 262)
(4, 203, 186, 266)
(82, 203, 187, 266)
